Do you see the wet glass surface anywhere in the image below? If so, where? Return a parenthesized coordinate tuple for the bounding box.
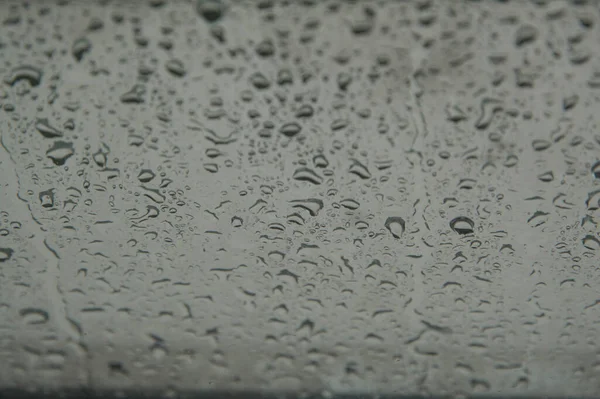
(1, 0, 600, 397)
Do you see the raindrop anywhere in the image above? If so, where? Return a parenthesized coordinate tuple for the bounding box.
(19, 308, 49, 324)
(313, 154, 329, 168)
(63, 119, 75, 131)
(385, 217, 405, 238)
(582, 235, 600, 250)
(138, 169, 156, 183)
(375, 159, 392, 170)
(4, 65, 43, 87)
(290, 198, 324, 216)
(458, 179, 476, 190)
(293, 167, 323, 185)
(446, 104, 467, 122)
(515, 68, 535, 88)
(0, 247, 14, 263)
(591, 161, 600, 179)
(35, 118, 63, 138)
(258, 129, 272, 138)
(256, 39, 274, 57)
(108, 362, 128, 376)
(356, 221, 369, 230)
(39, 189, 55, 208)
(249, 72, 271, 89)
(121, 84, 146, 104)
(349, 160, 371, 179)
(206, 148, 222, 158)
(159, 179, 172, 188)
(231, 216, 243, 227)
(88, 17, 103, 31)
(72, 37, 91, 61)
(351, 19, 373, 35)
(450, 217, 474, 235)
(475, 98, 502, 130)
(563, 95, 579, 110)
(331, 119, 349, 131)
(211, 25, 225, 42)
(503, 154, 518, 167)
(337, 72, 352, 90)
(204, 163, 218, 173)
(197, 0, 225, 22)
(296, 105, 314, 118)
(205, 129, 237, 145)
(46, 141, 74, 166)
(532, 139, 551, 152)
(350, 7, 375, 35)
(538, 171, 554, 182)
(166, 59, 186, 77)
(93, 150, 107, 168)
(340, 199, 360, 210)
(277, 69, 293, 86)
(527, 211, 549, 227)
(279, 122, 301, 137)
(515, 24, 538, 47)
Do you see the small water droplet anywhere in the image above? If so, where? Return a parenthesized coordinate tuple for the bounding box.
(532, 139, 551, 152)
(205, 148, 222, 158)
(582, 235, 600, 250)
(166, 59, 186, 77)
(205, 129, 237, 145)
(197, 0, 225, 22)
(256, 39, 274, 57)
(591, 161, 600, 179)
(515, 24, 538, 47)
(340, 199, 360, 210)
(39, 189, 55, 208)
(93, 150, 107, 168)
(450, 217, 475, 235)
(277, 69, 293, 85)
(349, 160, 371, 179)
(231, 216, 243, 227)
(279, 122, 301, 137)
(313, 154, 329, 168)
(210, 25, 225, 42)
(35, 118, 62, 138)
(19, 308, 49, 324)
(204, 163, 219, 173)
(331, 119, 349, 131)
(249, 72, 271, 89)
(503, 154, 518, 167)
(46, 141, 74, 166)
(538, 171, 554, 182)
(121, 84, 146, 104)
(0, 247, 14, 262)
(138, 169, 156, 183)
(337, 72, 352, 90)
(296, 104, 314, 118)
(290, 198, 323, 216)
(385, 217, 405, 238)
(293, 167, 323, 185)
(72, 37, 91, 61)
(4, 65, 43, 87)
(563, 94, 579, 110)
